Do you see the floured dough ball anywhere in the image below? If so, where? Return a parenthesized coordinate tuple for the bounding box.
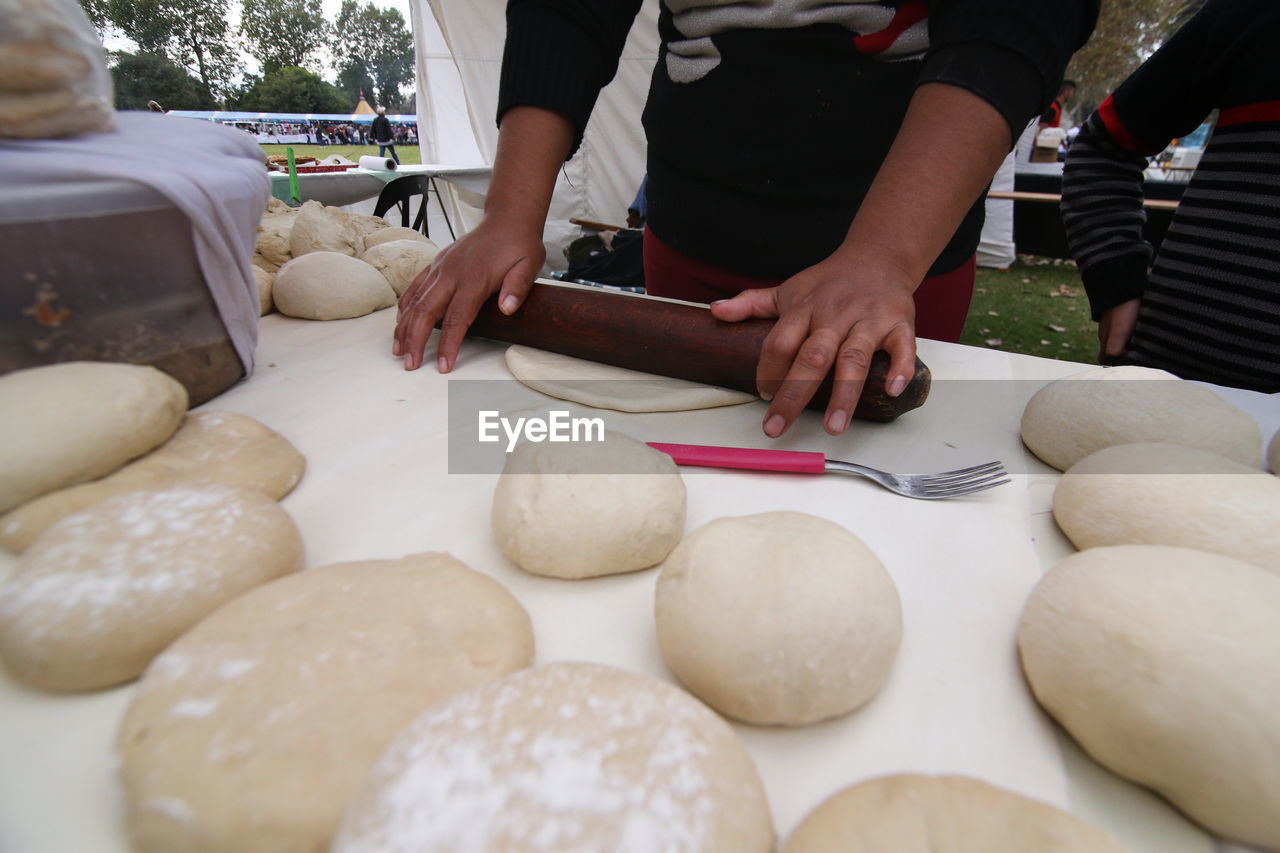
(1021, 365, 1261, 471)
(1018, 545, 1280, 849)
(272, 252, 397, 320)
(0, 410, 305, 553)
(491, 430, 685, 578)
(332, 662, 775, 853)
(251, 264, 274, 315)
(363, 226, 431, 252)
(1269, 427, 1279, 475)
(117, 553, 534, 853)
(656, 511, 901, 725)
(360, 238, 440, 296)
(784, 774, 1128, 853)
(288, 200, 362, 257)
(253, 201, 298, 272)
(1053, 442, 1280, 574)
(0, 362, 187, 514)
(0, 484, 303, 691)
(348, 212, 390, 246)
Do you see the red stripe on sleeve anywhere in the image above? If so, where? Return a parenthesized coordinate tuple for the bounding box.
(1097, 96, 1158, 154)
(1218, 100, 1280, 127)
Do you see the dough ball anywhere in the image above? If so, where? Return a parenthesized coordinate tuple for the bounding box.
(505, 345, 755, 412)
(363, 226, 432, 252)
(332, 662, 774, 853)
(251, 264, 274, 315)
(253, 205, 297, 271)
(117, 553, 534, 853)
(0, 410, 305, 553)
(272, 252, 397, 321)
(1269, 427, 1279, 475)
(784, 773, 1128, 853)
(1052, 442, 1280, 574)
(491, 430, 685, 578)
(349, 212, 390, 246)
(0, 42, 91, 93)
(288, 200, 362, 257)
(1020, 365, 1262, 471)
(0, 361, 187, 514)
(655, 511, 902, 725)
(0, 484, 303, 691)
(360, 238, 440, 296)
(1018, 545, 1280, 849)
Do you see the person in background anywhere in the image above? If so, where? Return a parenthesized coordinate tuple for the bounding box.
(371, 106, 400, 165)
(395, 0, 1099, 438)
(1038, 79, 1076, 132)
(626, 174, 648, 229)
(1061, 0, 1280, 393)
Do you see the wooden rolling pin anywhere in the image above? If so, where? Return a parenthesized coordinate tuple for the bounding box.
(464, 281, 930, 422)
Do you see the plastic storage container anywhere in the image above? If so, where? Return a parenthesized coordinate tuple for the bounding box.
(0, 178, 243, 406)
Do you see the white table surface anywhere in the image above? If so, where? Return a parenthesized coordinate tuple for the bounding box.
(268, 163, 492, 206)
(1, 305, 1276, 853)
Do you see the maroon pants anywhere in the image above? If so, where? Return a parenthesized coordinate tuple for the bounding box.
(642, 228, 974, 343)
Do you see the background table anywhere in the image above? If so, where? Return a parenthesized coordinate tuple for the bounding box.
(267, 163, 492, 208)
(1, 304, 1275, 853)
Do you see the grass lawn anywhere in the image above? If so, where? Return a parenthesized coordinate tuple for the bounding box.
(258, 143, 423, 165)
(961, 255, 1098, 363)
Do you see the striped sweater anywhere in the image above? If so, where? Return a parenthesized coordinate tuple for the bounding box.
(501, 0, 1097, 279)
(1061, 0, 1280, 393)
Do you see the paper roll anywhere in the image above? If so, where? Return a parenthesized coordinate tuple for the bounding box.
(359, 155, 396, 171)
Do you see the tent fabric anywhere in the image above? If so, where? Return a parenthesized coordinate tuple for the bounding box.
(412, 0, 1015, 271)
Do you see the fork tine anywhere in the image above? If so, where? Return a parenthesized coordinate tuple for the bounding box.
(920, 461, 1007, 480)
(919, 476, 1011, 497)
(919, 462, 1007, 485)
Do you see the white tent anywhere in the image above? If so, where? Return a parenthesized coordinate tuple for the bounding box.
(411, 0, 1015, 271)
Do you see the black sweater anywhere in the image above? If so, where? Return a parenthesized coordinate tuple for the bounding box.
(1061, 0, 1280, 392)
(499, 0, 1097, 278)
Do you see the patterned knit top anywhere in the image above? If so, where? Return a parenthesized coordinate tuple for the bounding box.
(1061, 0, 1280, 392)
(500, 0, 1097, 279)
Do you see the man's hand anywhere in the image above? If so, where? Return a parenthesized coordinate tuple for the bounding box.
(710, 251, 917, 436)
(1098, 298, 1140, 363)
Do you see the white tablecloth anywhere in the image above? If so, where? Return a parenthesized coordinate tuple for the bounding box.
(1, 309, 1276, 853)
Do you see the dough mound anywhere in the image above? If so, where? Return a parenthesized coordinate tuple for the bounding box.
(1018, 545, 1280, 849)
(0, 410, 305, 553)
(253, 204, 297, 271)
(362, 226, 431, 252)
(784, 773, 1128, 852)
(0, 484, 303, 691)
(251, 264, 274, 315)
(288, 199, 362, 257)
(360, 238, 440, 296)
(1052, 442, 1280, 574)
(272, 252, 397, 320)
(505, 345, 755, 412)
(1269, 427, 1279, 475)
(117, 553, 534, 853)
(0, 361, 187, 514)
(1020, 365, 1261, 471)
(655, 511, 902, 725)
(491, 430, 686, 578)
(332, 662, 775, 853)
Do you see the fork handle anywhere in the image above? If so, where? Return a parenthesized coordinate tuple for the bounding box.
(647, 443, 827, 474)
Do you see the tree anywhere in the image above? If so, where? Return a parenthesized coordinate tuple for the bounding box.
(1065, 0, 1209, 115)
(335, 63, 376, 109)
(103, 0, 241, 101)
(111, 50, 216, 110)
(240, 0, 330, 74)
(331, 0, 414, 110)
(233, 66, 351, 114)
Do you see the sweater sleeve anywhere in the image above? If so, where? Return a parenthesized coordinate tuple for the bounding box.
(498, 0, 644, 158)
(920, 0, 1099, 144)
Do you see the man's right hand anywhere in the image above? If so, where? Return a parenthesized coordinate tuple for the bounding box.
(1098, 298, 1140, 364)
(393, 218, 545, 372)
